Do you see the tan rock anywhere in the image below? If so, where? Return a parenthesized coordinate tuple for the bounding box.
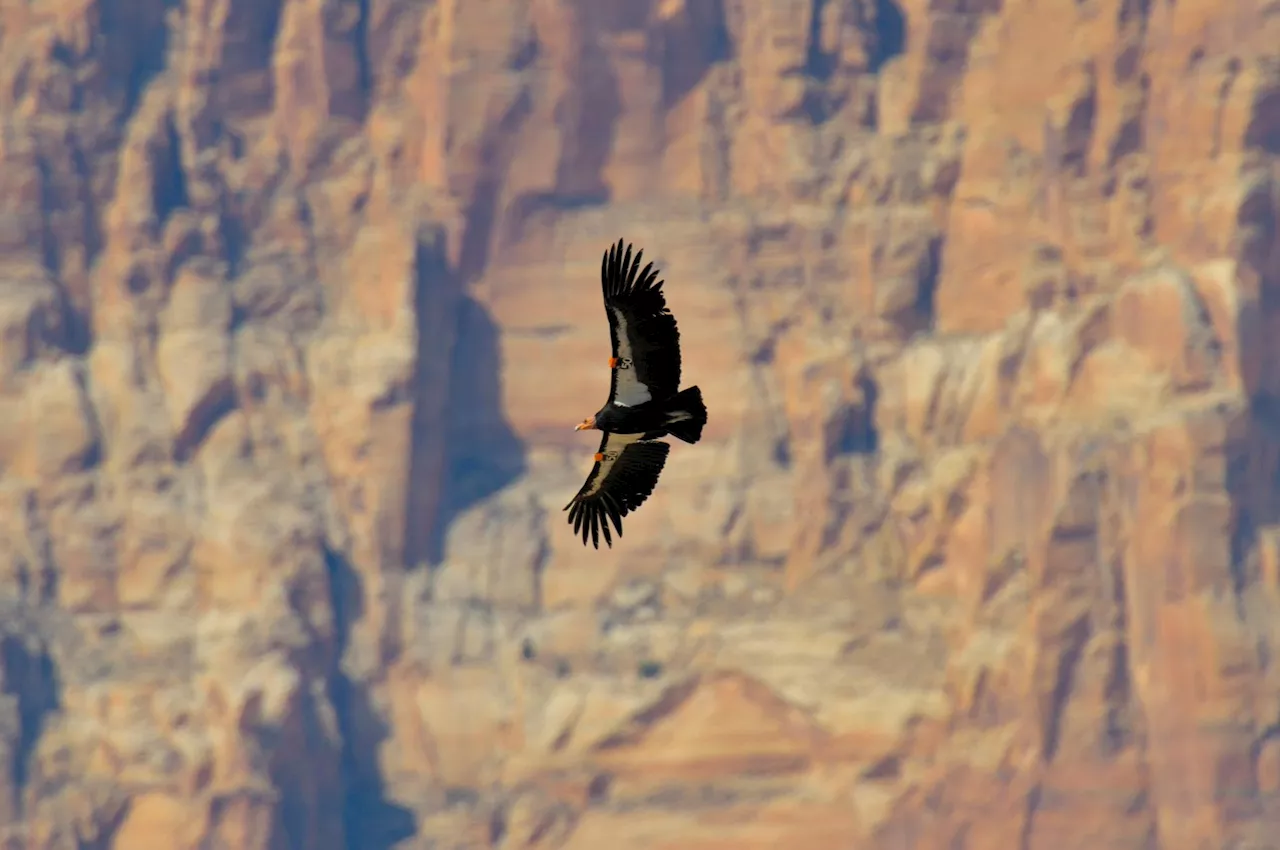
(1111, 265, 1220, 393)
(111, 792, 197, 850)
(1, 0, 1279, 847)
(157, 266, 234, 458)
(0, 270, 62, 384)
(591, 671, 826, 783)
(14, 360, 100, 482)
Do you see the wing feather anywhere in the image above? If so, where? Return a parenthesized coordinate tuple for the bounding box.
(601, 239, 682, 406)
(564, 433, 671, 549)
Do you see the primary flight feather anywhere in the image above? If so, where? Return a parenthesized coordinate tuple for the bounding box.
(565, 239, 708, 548)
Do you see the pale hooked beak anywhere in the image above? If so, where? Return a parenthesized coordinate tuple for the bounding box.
(574, 417, 596, 431)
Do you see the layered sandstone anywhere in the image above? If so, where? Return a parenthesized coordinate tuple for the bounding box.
(0, 0, 1278, 848)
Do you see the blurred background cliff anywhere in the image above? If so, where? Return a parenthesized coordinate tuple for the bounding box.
(0, 0, 1278, 848)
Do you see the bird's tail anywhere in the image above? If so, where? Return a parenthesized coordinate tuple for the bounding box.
(664, 386, 707, 444)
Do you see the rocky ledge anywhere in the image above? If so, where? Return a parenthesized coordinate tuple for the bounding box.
(0, 1, 1278, 848)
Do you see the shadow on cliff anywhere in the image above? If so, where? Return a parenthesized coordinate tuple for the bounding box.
(42, 0, 173, 355)
(404, 234, 526, 569)
(658, 0, 732, 108)
(869, 0, 907, 73)
(426, 297, 527, 565)
(0, 634, 61, 816)
(1228, 182, 1280, 600)
(322, 547, 417, 850)
(788, 0, 908, 123)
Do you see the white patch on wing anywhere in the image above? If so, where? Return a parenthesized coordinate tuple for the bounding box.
(582, 432, 643, 498)
(665, 411, 692, 423)
(610, 307, 652, 406)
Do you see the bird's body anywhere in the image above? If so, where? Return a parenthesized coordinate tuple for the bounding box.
(585, 389, 705, 441)
(565, 240, 707, 548)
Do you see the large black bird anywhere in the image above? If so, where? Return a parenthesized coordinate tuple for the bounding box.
(565, 239, 708, 548)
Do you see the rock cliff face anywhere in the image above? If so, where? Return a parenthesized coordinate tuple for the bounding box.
(0, 0, 1278, 848)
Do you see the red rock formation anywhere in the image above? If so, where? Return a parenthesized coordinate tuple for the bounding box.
(0, 0, 1277, 848)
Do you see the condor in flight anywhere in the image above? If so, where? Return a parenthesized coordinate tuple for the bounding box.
(565, 239, 707, 549)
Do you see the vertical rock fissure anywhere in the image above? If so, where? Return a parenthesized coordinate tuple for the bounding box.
(100, 0, 173, 124)
(0, 635, 60, 814)
(836, 372, 880, 456)
(458, 87, 533, 281)
(35, 154, 61, 276)
(804, 0, 837, 82)
(68, 139, 104, 337)
(915, 234, 942, 333)
(153, 115, 191, 229)
(353, 0, 373, 108)
(552, 39, 617, 206)
(403, 230, 459, 570)
(1040, 614, 1091, 760)
(322, 546, 415, 850)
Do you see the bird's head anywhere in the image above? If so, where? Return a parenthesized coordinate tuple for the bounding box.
(574, 414, 598, 431)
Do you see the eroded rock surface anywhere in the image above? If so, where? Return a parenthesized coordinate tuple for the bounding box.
(0, 0, 1277, 848)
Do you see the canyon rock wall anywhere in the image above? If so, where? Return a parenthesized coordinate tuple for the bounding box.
(0, 0, 1278, 848)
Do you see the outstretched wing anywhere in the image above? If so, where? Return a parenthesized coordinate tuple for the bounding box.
(602, 239, 682, 406)
(564, 432, 671, 549)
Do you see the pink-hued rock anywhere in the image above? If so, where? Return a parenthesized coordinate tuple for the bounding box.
(0, 0, 1278, 848)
